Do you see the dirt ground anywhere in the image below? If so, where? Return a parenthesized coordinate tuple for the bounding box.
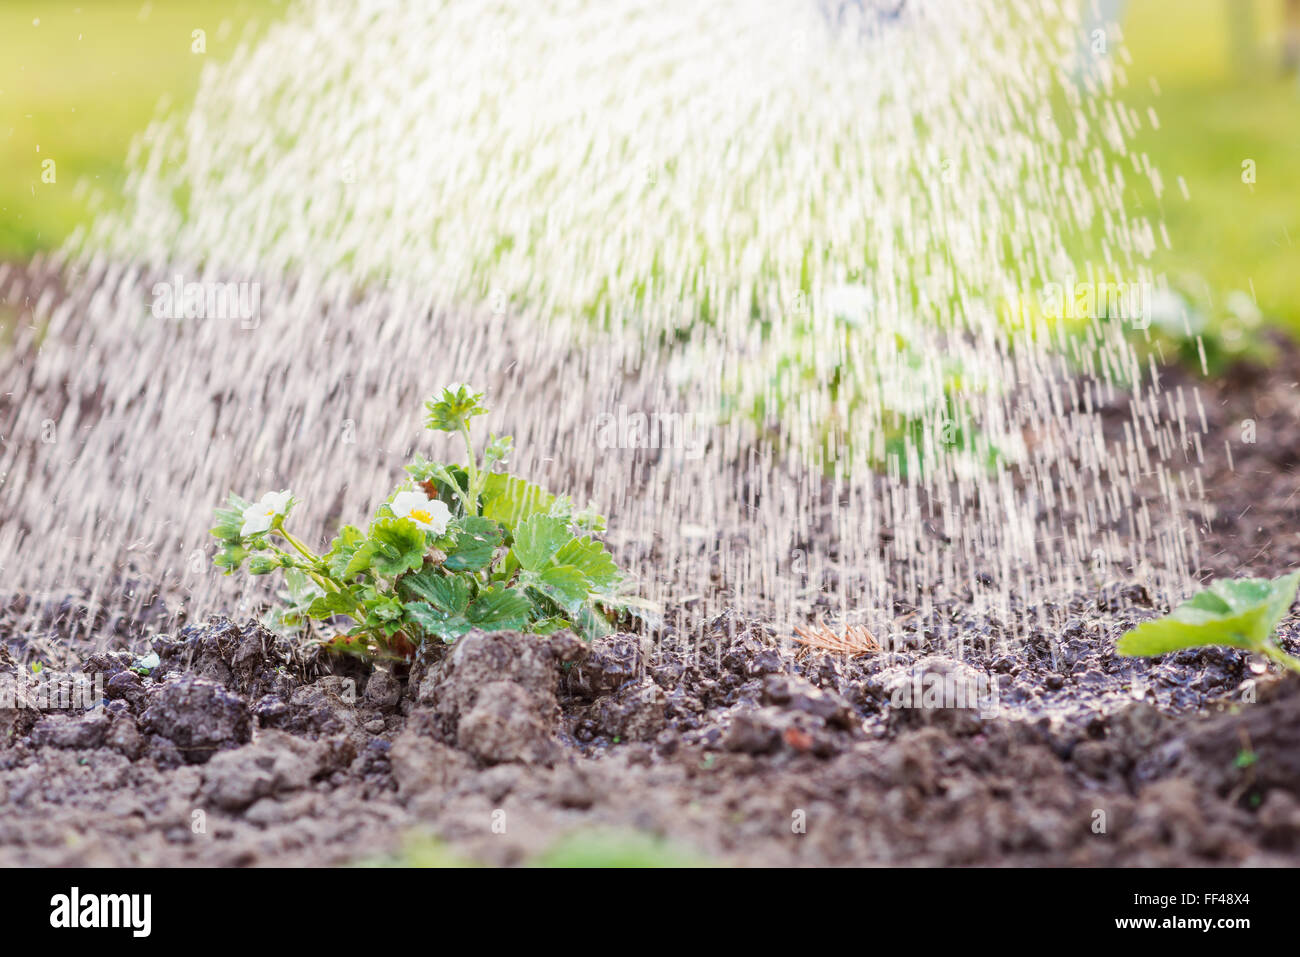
(2, 340, 1300, 867)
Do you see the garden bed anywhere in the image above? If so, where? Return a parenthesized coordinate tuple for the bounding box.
(2, 342, 1300, 867)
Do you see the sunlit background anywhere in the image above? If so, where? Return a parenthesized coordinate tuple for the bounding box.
(3, 0, 1297, 327)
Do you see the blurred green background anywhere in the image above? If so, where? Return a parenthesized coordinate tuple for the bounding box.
(2, 0, 1297, 328)
(1, 0, 281, 256)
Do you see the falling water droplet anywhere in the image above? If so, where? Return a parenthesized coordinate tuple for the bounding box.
(0, 0, 1205, 653)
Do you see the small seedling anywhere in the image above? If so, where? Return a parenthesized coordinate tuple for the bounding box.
(212, 385, 647, 658)
(1116, 571, 1300, 676)
(131, 652, 160, 675)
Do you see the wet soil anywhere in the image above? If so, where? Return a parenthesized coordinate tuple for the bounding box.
(2, 341, 1300, 866)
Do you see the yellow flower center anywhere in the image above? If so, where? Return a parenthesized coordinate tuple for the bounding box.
(410, 508, 433, 524)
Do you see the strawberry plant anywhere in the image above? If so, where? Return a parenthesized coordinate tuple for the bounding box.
(1117, 572, 1300, 676)
(211, 385, 644, 658)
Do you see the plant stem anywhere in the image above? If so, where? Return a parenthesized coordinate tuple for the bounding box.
(460, 421, 483, 514)
(434, 463, 475, 516)
(267, 544, 335, 594)
(272, 526, 349, 598)
(277, 525, 319, 562)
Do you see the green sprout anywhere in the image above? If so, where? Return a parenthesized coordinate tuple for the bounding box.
(211, 386, 648, 659)
(1116, 572, 1300, 676)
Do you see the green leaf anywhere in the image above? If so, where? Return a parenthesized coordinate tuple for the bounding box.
(307, 590, 358, 619)
(529, 564, 591, 613)
(530, 616, 571, 635)
(265, 569, 324, 637)
(213, 543, 250, 573)
(328, 632, 374, 655)
(280, 566, 320, 602)
(511, 514, 571, 571)
(247, 554, 280, 575)
(466, 585, 532, 631)
(368, 596, 406, 623)
(211, 493, 252, 542)
(445, 516, 504, 571)
(554, 536, 620, 589)
(483, 434, 514, 470)
(325, 525, 368, 579)
(1117, 572, 1300, 657)
(481, 473, 556, 532)
(400, 568, 470, 614)
(404, 602, 472, 643)
(363, 517, 427, 578)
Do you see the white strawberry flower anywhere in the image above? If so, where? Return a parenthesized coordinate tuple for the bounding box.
(240, 490, 294, 537)
(390, 489, 451, 535)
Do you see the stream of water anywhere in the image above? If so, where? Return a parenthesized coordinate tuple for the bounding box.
(0, 0, 1204, 652)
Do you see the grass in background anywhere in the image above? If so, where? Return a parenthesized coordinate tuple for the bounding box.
(1119, 0, 1300, 330)
(1, 0, 1297, 333)
(0, 0, 281, 258)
